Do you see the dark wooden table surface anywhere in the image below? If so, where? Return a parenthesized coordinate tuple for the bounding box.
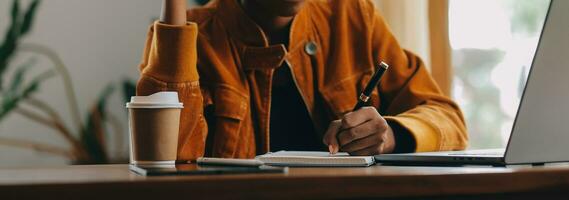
(3, 163, 569, 199)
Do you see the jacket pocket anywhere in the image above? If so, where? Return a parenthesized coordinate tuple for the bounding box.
(211, 85, 248, 158)
(320, 72, 379, 118)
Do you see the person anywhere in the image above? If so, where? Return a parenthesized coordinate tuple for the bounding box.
(137, 0, 468, 161)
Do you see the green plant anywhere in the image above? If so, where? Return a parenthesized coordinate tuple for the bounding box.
(0, 0, 136, 164)
(0, 0, 53, 120)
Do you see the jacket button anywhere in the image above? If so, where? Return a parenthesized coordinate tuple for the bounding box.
(305, 41, 318, 55)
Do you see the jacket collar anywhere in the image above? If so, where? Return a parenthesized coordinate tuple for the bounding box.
(217, 0, 269, 47)
(216, 0, 314, 70)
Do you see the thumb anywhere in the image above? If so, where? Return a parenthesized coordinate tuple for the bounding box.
(323, 120, 342, 154)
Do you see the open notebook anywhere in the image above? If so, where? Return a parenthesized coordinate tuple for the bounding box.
(256, 151, 375, 167)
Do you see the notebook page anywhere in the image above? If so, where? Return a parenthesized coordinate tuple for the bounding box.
(257, 151, 375, 167)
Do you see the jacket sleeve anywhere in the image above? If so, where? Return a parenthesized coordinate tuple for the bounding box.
(137, 21, 208, 161)
(363, 1, 468, 152)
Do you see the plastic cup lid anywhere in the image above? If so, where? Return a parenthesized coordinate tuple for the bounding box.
(126, 91, 183, 108)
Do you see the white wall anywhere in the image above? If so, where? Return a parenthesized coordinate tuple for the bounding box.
(0, 0, 167, 167)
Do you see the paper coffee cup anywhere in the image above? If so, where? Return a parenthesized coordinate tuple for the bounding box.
(126, 92, 183, 166)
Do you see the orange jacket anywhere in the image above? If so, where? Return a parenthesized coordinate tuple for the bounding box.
(137, 0, 468, 161)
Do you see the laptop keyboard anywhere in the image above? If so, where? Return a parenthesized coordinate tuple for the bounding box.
(449, 152, 503, 156)
(445, 149, 505, 156)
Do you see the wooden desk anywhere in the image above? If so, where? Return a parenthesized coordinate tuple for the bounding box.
(2, 164, 569, 199)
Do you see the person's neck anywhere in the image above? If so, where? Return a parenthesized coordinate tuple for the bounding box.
(240, 0, 293, 45)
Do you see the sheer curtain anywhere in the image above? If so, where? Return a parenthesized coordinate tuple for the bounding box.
(374, 0, 452, 95)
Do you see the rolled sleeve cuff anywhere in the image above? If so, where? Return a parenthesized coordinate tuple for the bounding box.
(143, 21, 199, 83)
(385, 115, 440, 152)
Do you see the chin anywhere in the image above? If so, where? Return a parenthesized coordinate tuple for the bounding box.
(259, 0, 307, 17)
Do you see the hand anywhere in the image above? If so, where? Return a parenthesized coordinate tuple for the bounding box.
(160, 0, 187, 25)
(323, 107, 396, 156)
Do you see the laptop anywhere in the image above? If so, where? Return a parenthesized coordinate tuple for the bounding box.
(376, 0, 568, 166)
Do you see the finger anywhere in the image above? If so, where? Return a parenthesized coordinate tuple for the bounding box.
(337, 118, 387, 146)
(350, 145, 381, 156)
(341, 106, 380, 129)
(323, 120, 342, 154)
(381, 130, 388, 152)
(379, 142, 386, 154)
(340, 132, 384, 153)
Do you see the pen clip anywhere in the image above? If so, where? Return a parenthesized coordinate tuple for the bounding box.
(359, 94, 370, 103)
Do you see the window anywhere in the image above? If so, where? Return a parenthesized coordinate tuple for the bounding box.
(449, 0, 550, 149)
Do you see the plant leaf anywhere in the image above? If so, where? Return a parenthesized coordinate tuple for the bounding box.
(80, 84, 115, 164)
(0, 30, 18, 81)
(0, 0, 41, 89)
(9, 58, 36, 93)
(0, 94, 17, 121)
(0, 69, 54, 122)
(0, 0, 23, 89)
(20, 0, 40, 35)
(22, 70, 55, 96)
(10, 0, 19, 27)
(96, 84, 115, 118)
(121, 79, 136, 106)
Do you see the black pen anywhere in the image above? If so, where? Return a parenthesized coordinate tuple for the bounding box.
(353, 61, 389, 111)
